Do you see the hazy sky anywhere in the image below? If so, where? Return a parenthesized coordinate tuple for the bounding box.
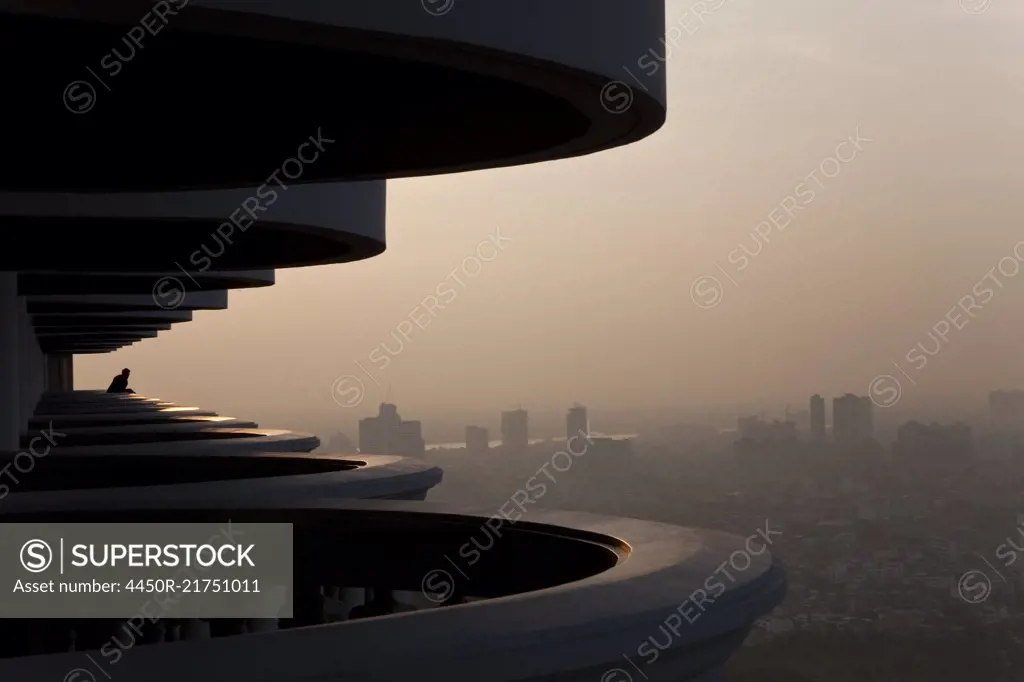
(78, 0, 1024, 436)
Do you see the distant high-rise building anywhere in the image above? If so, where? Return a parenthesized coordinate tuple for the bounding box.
(862, 398, 873, 436)
(396, 419, 425, 458)
(466, 425, 489, 456)
(810, 394, 826, 441)
(501, 408, 529, 452)
(360, 402, 399, 455)
(566, 403, 589, 443)
(990, 390, 1024, 429)
(832, 394, 873, 443)
(359, 402, 425, 458)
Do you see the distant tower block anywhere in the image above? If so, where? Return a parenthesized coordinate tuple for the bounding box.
(810, 394, 826, 441)
(501, 408, 529, 452)
(567, 403, 589, 443)
(466, 426, 489, 455)
(833, 394, 873, 443)
(359, 403, 425, 458)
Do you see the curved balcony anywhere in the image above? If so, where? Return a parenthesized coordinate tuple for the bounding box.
(36, 397, 177, 411)
(32, 401, 180, 414)
(33, 393, 182, 409)
(0, 452, 442, 507)
(32, 311, 193, 349)
(28, 408, 222, 430)
(37, 427, 320, 456)
(35, 310, 193, 327)
(19, 270, 274, 296)
(0, 500, 784, 681)
(27, 292, 231, 314)
(23, 417, 261, 442)
(56, 346, 128, 354)
(39, 336, 160, 354)
(2, 0, 666, 192)
(24, 394, 322, 456)
(36, 318, 180, 333)
(0, 182, 386, 271)
(36, 391, 162, 404)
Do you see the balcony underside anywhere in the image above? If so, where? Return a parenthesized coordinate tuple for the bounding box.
(0, 215, 386, 271)
(0, 1, 666, 192)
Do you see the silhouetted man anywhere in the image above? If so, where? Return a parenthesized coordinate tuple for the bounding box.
(106, 368, 135, 394)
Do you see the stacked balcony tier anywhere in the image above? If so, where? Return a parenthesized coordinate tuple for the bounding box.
(0, 500, 785, 682)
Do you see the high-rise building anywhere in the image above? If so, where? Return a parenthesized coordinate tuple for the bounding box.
(833, 394, 873, 443)
(501, 408, 529, 452)
(466, 425, 489, 455)
(396, 419, 425, 458)
(566, 403, 589, 443)
(810, 394, 826, 441)
(360, 402, 399, 454)
(360, 403, 425, 458)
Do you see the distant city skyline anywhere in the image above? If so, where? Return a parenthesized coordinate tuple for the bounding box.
(301, 388, 1016, 452)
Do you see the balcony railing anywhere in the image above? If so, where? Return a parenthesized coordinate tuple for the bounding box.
(0, 500, 785, 682)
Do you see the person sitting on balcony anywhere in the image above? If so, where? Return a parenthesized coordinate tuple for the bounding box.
(348, 588, 416, 619)
(106, 368, 135, 394)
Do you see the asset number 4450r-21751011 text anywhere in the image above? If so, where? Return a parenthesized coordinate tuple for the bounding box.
(125, 578, 261, 593)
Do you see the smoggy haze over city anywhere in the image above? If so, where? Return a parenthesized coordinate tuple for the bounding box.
(78, 0, 1024, 439)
